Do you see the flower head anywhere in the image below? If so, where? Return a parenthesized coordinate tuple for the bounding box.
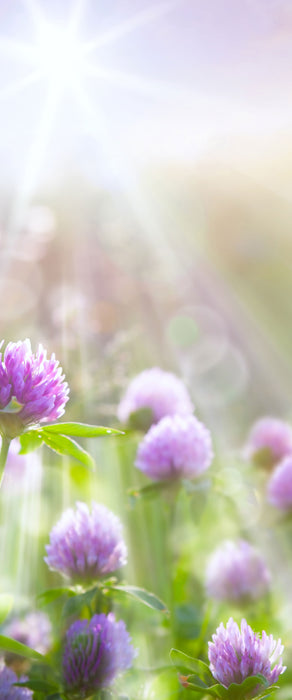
(62, 613, 136, 698)
(0, 339, 69, 437)
(267, 455, 292, 510)
(208, 618, 285, 690)
(4, 612, 52, 656)
(244, 417, 292, 467)
(117, 367, 193, 425)
(135, 414, 213, 481)
(206, 540, 270, 602)
(45, 502, 127, 582)
(0, 662, 32, 699)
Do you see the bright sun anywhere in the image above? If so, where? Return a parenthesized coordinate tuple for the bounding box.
(34, 22, 86, 87)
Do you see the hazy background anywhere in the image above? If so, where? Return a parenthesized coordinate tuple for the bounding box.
(1, 0, 292, 447)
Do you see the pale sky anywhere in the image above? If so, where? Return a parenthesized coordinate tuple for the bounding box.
(0, 0, 291, 187)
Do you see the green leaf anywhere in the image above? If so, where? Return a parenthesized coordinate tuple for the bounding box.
(37, 587, 76, 607)
(252, 447, 275, 470)
(42, 422, 124, 437)
(225, 675, 268, 700)
(128, 407, 154, 432)
(173, 604, 202, 640)
(19, 431, 43, 454)
(16, 680, 59, 693)
(0, 594, 13, 624)
(178, 673, 217, 697)
(62, 587, 98, 619)
(128, 480, 176, 503)
(202, 684, 228, 698)
(42, 432, 95, 470)
(111, 585, 168, 612)
(0, 634, 44, 661)
(170, 650, 214, 686)
(178, 677, 227, 697)
(178, 674, 269, 699)
(181, 478, 211, 494)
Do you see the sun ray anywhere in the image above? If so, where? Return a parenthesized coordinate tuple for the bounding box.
(85, 63, 178, 99)
(68, 0, 88, 33)
(0, 69, 42, 101)
(71, 84, 177, 262)
(84, 0, 181, 53)
(85, 62, 204, 103)
(84, 61, 261, 128)
(22, 0, 46, 36)
(0, 0, 92, 276)
(1, 80, 62, 274)
(0, 37, 36, 62)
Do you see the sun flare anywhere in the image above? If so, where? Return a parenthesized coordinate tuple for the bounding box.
(33, 22, 86, 88)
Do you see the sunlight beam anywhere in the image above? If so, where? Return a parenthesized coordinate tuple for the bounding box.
(1, 80, 62, 274)
(0, 69, 42, 101)
(85, 63, 199, 101)
(1, 0, 91, 274)
(0, 37, 36, 62)
(71, 84, 178, 263)
(85, 0, 180, 53)
(22, 0, 46, 36)
(68, 0, 88, 33)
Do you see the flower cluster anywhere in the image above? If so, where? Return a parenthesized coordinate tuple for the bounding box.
(4, 612, 52, 656)
(0, 339, 69, 436)
(45, 501, 127, 582)
(206, 540, 270, 602)
(62, 613, 136, 698)
(118, 367, 193, 425)
(0, 662, 32, 699)
(267, 456, 292, 510)
(135, 414, 213, 481)
(244, 417, 292, 467)
(208, 618, 285, 689)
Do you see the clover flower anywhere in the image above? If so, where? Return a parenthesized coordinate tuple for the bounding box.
(206, 540, 270, 602)
(117, 367, 193, 425)
(0, 662, 32, 699)
(62, 613, 136, 698)
(267, 455, 292, 510)
(4, 612, 52, 656)
(0, 339, 69, 438)
(135, 414, 213, 481)
(45, 501, 127, 582)
(244, 417, 292, 467)
(208, 618, 285, 690)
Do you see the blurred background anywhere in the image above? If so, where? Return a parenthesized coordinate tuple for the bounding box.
(1, 0, 292, 446)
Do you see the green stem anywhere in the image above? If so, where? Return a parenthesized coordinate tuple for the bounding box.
(0, 437, 10, 488)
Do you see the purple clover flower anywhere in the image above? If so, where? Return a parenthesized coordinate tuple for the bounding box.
(4, 612, 52, 655)
(62, 613, 136, 698)
(135, 414, 213, 481)
(206, 540, 270, 602)
(0, 662, 32, 699)
(208, 618, 285, 690)
(267, 455, 292, 510)
(0, 340, 69, 436)
(117, 367, 194, 425)
(244, 417, 292, 467)
(45, 502, 127, 582)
